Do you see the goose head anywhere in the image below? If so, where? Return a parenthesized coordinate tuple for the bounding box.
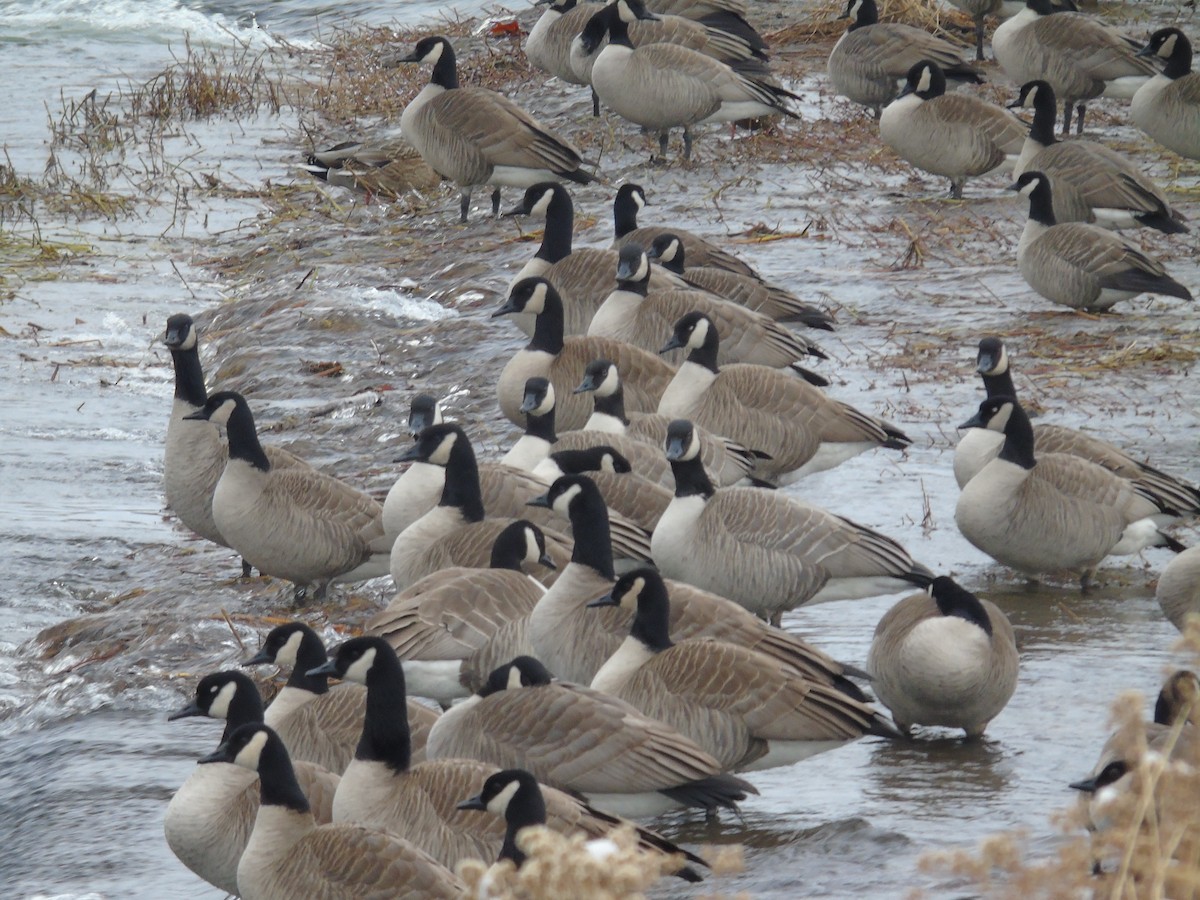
(163, 313, 198, 351)
(976, 337, 1009, 377)
(575, 359, 622, 397)
(615, 242, 652, 290)
(898, 60, 947, 101)
(548, 446, 633, 476)
(407, 393, 443, 438)
(661, 311, 718, 359)
(503, 182, 564, 219)
(520, 377, 556, 417)
(182, 390, 244, 427)
(399, 422, 471, 468)
(242, 621, 318, 670)
(457, 768, 543, 821)
(664, 419, 703, 462)
(646, 233, 685, 272)
(310, 635, 396, 687)
(169, 670, 259, 722)
(197, 722, 277, 772)
(1007, 170, 1056, 226)
(494, 277, 560, 318)
(479, 656, 555, 697)
(959, 396, 1017, 434)
(491, 520, 556, 571)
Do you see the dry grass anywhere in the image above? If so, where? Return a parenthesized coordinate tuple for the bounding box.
(769, 0, 976, 46)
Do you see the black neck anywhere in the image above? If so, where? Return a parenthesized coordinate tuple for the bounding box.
(1027, 0, 1054, 15)
(1164, 34, 1193, 79)
(526, 287, 566, 356)
(592, 384, 628, 425)
(354, 644, 413, 773)
(568, 485, 616, 580)
(979, 367, 1017, 401)
(615, 271, 650, 297)
(257, 733, 311, 814)
(285, 629, 331, 696)
(170, 345, 208, 408)
(500, 782, 546, 867)
(440, 438, 486, 522)
(931, 578, 993, 636)
(631, 578, 675, 652)
(850, 0, 878, 30)
(655, 248, 684, 276)
(606, 7, 634, 48)
(1024, 178, 1056, 227)
(222, 675, 267, 741)
(430, 43, 460, 89)
(490, 524, 530, 571)
(667, 454, 716, 499)
(997, 403, 1037, 470)
(534, 190, 574, 264)
(225, 398, 271, 472)
(1027, 86, 1059, 147)
(684, 330, 721, 374)
(613, 192, 640, 240)
(525, 403, 558, 444)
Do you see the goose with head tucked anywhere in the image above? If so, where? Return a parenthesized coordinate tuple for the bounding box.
(183, 391, 389, 603)
(534, 444, 673, 534)
(955, 396, 1187, 585)
(828, 0, 983, 115)
(879, 60, 1026, 199)
(1010, 171, 1193, 311)
(658, 313, 910, 482)
(302, 137, 442, 200)
(367, 520, 554, 704)
(494, 277, 676, 431)
(397, 35, 596, 221)
(526, 474, 870, 692)
(589, 242, 827, 374)
(867, 576, 1018, 737)
(992, 0, 1155, 135)
(954, 337, 1200, 521)
(1132, 28, 1200, 161)
(426, 656, 757, 819)
(198, 722, 463, 899)
(647, 232, 836, 328)
(654, 419, 934, 624)
(164, 671, 341, 897)
(1009, 81, 1188, 233)
(581, 0, 798, 159)
(162, 314, 309, 577)
(241, 621, 438, 772)
(588, 568, 899, 772)
(389, 424, 572, 591)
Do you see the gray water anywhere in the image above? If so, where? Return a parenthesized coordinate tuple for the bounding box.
(2, 0, 1198, 897)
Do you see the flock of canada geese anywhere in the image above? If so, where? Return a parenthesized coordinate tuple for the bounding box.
(163, 0, 1199, 896)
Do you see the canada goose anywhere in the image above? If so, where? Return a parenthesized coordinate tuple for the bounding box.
(302, 137, 442, 199)
(954, 337, 1200, 520)
(240, 621, 438, 771)
(589, 243, 828, 374)
(610, 183, 757, 278)
(396, 36, 596, 222)
(576, 358, 759, 487)
(867, 576, 1018, 737)
(526, 475, 871, 693)
(526, 0, 604, 88)
(312, 636, 705, 877)
(493, 277, 676, 431)
(164, 671, 341, 896)
(182, 391, 389, 603)
(879, 60, 1025, 199)
(581, 0, 798, 158)
(425, 656, 757, 819)
(389, 424, 571, 590)
(1009, 81, 1188, 233)
(658, 313, 911, 482)
(1010, 171, 1193, 310)
(367, 520, 553, 704)
(536, 445, 673, 533)
(588, 568, 897, 772)
(162, 314, 308, 577)
(457, 768, 706, 881)
(503, 183, 686, 337)
(655, 420, 934, 623)
(646, 232, 836, 329)
(992, 0, 1155, 135)
(1070, 670, 1199, 834)
(198, 723, 464, 899)
(955, 396, 1186, 585)
(1132, 29, 1200, 161)
(828, 0, 983, 116)
(1157, 547, 1200, 632)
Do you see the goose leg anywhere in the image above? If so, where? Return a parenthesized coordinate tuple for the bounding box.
(459, 188, 472, 223)
(1074, 103, 1086, 135)
(591, 87, 600, 118)
(491, 188, 501, 217)
(950, 177, 965, 200)
(974, 18, 985, 62)
(658, 130, 669, 158)
(241, 558, 253, 578)
(1060, 102, 1073, 136)
(682, 127, 693, 160)
(293, 583, 309, 605)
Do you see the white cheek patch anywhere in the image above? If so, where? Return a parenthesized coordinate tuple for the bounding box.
(343, 647, 378, 684)
(689, 318, 709, 349)
(916, 66, 932, 94)
(180, 326, 198, 351)
(633, 190, 646, 210)
(600, 454, 616, 473)
(533, 382, 556, 415)
(531, 189, 555, 218)
(424, 42, 445, 65)
(527, 281, 548, 315)
(233, 729, 269, 771)
(275, 630, 303, 669)
(616, 0, 637, 22)
(208, 681, 237, 720)
(1160, 34, 1177, 58)
(487, 779, 521, 816)
(551, 483, 583, 518)
(598, 366, 620, 397)
(524, 528, 541, 565)
(506, 666, 525, 690)
(685, 429, 701, 461)
(989, 403, 1014, 433)
(1019, 179, 1039, 198)
(429, 432, 458, 466)
(211, 398, 237, 426)
(622, 576, 645, 610)
(633, 255, 649, 282)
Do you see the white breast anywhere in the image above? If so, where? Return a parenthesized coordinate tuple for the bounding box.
(657, 362, 717, 418)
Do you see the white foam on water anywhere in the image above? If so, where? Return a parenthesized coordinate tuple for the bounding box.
(326, 284, 458, 323)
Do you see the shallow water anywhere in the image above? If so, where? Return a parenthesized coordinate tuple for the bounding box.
(2, 0, 1198, 897)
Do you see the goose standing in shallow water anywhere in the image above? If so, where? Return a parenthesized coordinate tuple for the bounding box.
(183, 391, 390, 603)
(1132, 28, 1200, 161)
(867, 576, 1018, 737)
(954, 396, 1186, 585)
(397, 35, 596, 221)
(1010, 171, 1193, 311)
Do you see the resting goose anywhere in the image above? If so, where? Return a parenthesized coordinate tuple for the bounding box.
(654, 419, 934, 624)
(527, 474, 870, 693)
(879, 60, 1025, 199)
(589, 567, 898, 772)
(241, 621, 438, 772)
(164, 671, 340, 896)
(198, 723, 463, 899)
(647, 231, 836, 328)
(425, 656, 758, 819)
(1010, 171, 1193, 311)
(535, 445, 672, 534)
(1158, 547, 1200, 632)
(183, 391, 389, 603)
(992, 0, 1155, 135)
(162, 313, 308, 576)
(397, 35, 596, 221)
(389, 424, 571, 591)
(867, 576, 1018, 737)
(526, 0, 604, 90)
(589, 242, 827, 374)
(576, 358, 758, 487)
(1009, 81, 1188, 233)
(1132, 28, 1200, 161)
(658, 312, 910, 482)
(954, 336, 1200, 521)
(302, 137, 441, 199)
(367, 520, 553, 704)
(955, 396, 1186, 584)
(494, 277, 676, 431)
(828, 0, 983, 116)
